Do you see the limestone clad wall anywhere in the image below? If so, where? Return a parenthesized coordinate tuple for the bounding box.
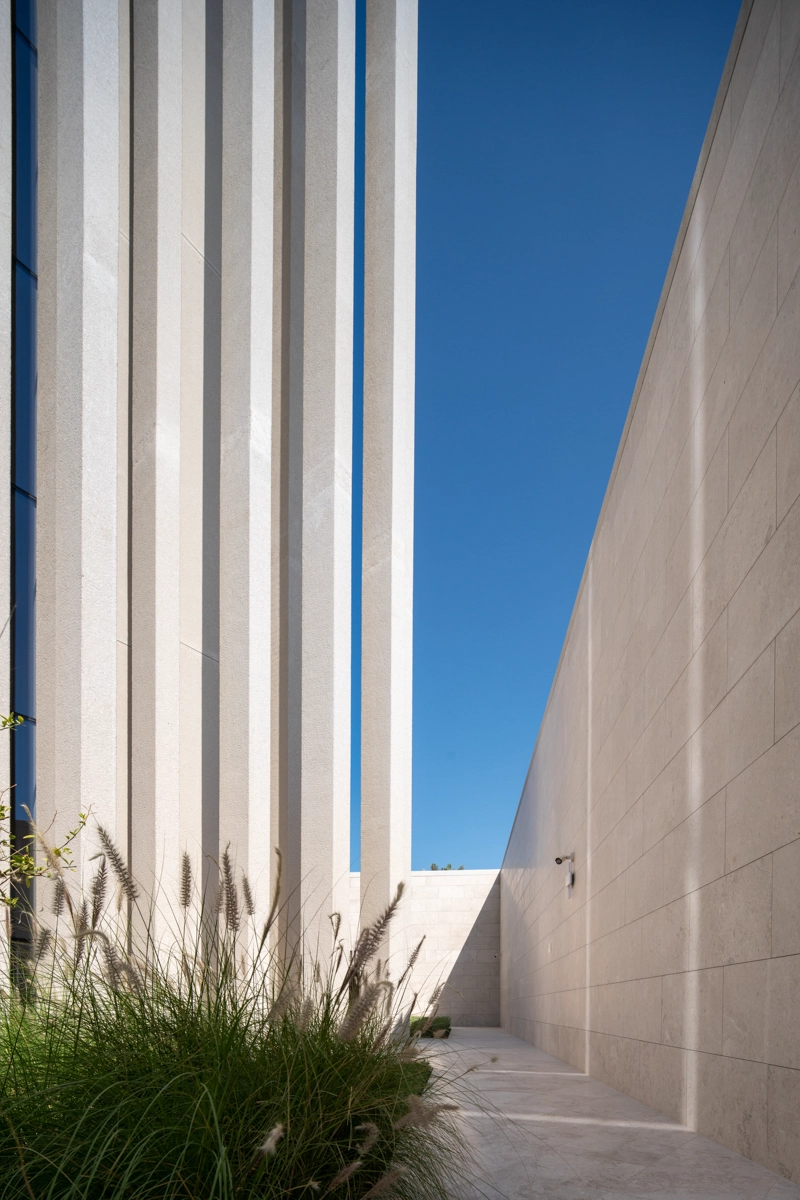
(350, 869, 501, 1026)
(501, 0, 800, 1182)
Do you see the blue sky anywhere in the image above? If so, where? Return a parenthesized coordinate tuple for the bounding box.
(351, 0, 741, 871)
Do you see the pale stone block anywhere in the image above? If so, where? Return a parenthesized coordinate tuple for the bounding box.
(589, 765, 626, 851)
(662, 788, 726, 906)
(589, 873, 626, 940)
(722, 959, 769, 1061)
(767, 954, 800, 1069)
(730, 0, 779, 138)
(638, 1041, 685, 1123)
(664, 428, 728, 624)
(644, 588, 692, 727)
(778, 152, 800, 307)
(641, 896, 690, 977)
(727, 641, 775, 781)
(772, 838, 800, 955)
(665, 612, 727, 764)
(777, 383, 800, 524)
(780, 0, 800, 90)
(730, 39, 800, 316)
(624, 840, 664, 922)
(590, 1031, 642, 1098)
(642, 742, 692, 853)
(662, 967, 723, 1053)
(587, 982, 625, 1036)
(610, 795, 644, 880)
(726, 723, 800, 871)
(691, 1051, 769, 1166)
(626, 703, 666, 806)
(689, 856, 772, 969)
(698, 217, 778, 488)
(588, 920, 641, 987)
(684, 244, 731, 427)
(693, 424, 777, 654)
(623, 976, 662, 1043)
(767, 1064, 800, 1181)
(728, 262, 800, 512)
(690, 641, 774, 809)
(728, 487, 800, 685)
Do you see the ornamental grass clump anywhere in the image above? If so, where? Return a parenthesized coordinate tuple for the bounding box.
(0, 830, 467, 1199)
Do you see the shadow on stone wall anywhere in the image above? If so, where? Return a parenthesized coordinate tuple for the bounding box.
(439, 873, 501, 1027)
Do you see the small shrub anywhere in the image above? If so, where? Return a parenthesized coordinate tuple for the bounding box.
(410, 1015, 451, 1040)
(0, 835, 468, 1199)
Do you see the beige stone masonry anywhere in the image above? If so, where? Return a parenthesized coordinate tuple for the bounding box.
(502, 0, 800, 1183)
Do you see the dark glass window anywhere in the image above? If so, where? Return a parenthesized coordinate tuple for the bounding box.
(11, 490, 35, 719)
(11, 0, 37, 925)
(11, 717, 35, 823)
(13, 0, 36, 49)
(13, 31, 37, 274)
(12, 263, 36, 496)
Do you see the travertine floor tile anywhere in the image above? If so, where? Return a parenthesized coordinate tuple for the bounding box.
(438, 1029, 800, 1200)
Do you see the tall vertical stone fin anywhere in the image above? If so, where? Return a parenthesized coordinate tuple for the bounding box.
(130, 0, 183, 915)
(283, 0, 355, 951)
(37, 0, 120, 881)
(360, 0, 417, 950)
(179, 0, 223, 911)
(220, 0, 275, 922)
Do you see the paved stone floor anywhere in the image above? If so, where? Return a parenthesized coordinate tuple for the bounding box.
(436, 1029, 800, 1200)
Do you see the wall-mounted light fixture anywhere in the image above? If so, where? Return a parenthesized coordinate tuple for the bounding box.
(555, 855, 575, 897)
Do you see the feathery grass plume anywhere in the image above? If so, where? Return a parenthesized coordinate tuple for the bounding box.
(361, 1167, 408, 1197)
(50, 875, 65, 918)
(393, 1094, 458, 1132)
(338, 980, 390, 1042)
(339, 882, 404, 1000)
(241, 872, 255, 918)
(90, 856, 108, 928)
(99, 935, 123, 990)
(179, 851, 193, 910)
(221, 844, 240, 932)
(33, 926, 52, 964)
(329, 911, 341, 940)
(258, 1124, 285, 1157)
(266, 980, 297, 1023)
(73, 897, 89, 964)
(121, 959, 144, 996)
(258, 847, 282, 952)
(372, 1017, 394, 1051)
(296, 995, 314, 1032)
(324, 1160, 362, 1193)
(396, 935, 425, 987)
(97, 824, 138, 903)
(355, 1122, 379, 1156)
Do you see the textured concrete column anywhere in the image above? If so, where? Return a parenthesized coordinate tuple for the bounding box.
(219, 0, 275, 918)
(179, 0, 222, 904)
(37, 0, 120, 871)
(130, 0, 182, 908)
(282, 0, 355, 949)
(116, 0, 131, 860)
(0, 0, 10, 912)
(360, 0, 417, 943)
